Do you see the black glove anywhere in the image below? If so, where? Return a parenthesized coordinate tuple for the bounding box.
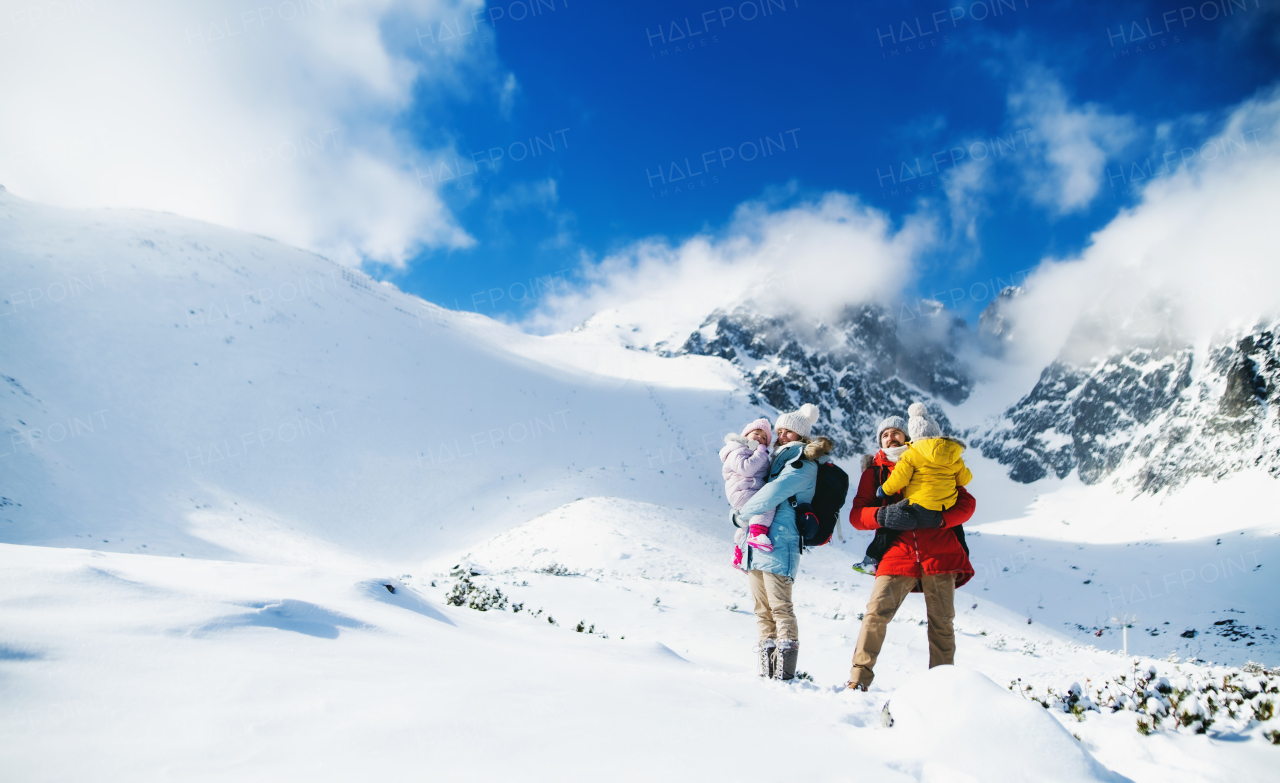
(918, 510, 945, 529)
(878, 501, 944, 530)
(877, 501, 915, 530)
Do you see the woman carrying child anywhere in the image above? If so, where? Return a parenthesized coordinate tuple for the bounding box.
(721, 403, 832, 681)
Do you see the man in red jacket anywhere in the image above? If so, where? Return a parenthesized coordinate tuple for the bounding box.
(846, 414, 976, 691)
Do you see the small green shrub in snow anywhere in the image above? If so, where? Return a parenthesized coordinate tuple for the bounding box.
(1012, 658, 1279, 736)
(445, 575, 508, 611)
(439, 571, 613, 639)
(538, 563, 576, 576)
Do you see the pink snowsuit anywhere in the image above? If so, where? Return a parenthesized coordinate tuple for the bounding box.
(720, 418, 779, 564)
(719, 437, 777, 529)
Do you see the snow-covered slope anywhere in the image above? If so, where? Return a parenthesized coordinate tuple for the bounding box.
(3, 190, 1279, 781)
(5, 493, 1276, 782)
(0, 187, 751, 565)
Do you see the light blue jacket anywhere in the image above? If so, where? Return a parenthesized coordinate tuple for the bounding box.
(736, 441, 817, 580)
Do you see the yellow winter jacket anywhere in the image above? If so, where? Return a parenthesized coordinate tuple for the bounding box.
(880, 437, 972, 511)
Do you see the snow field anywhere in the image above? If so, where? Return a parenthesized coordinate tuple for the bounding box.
(966, 462, 1279, 663)
(426, 497, 1280, 781)
(0, 190, 752, 564)
(884, 666, 1127, 783)
(0, 542, 908, 782)
(3, 191, 1278, 780)
(6, 494, 1269, 781)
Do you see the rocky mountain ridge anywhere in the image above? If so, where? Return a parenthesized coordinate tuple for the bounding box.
(664, 291, 1280, 494)
(972, 321, 1280, 493)
(665, 301, 972, 457)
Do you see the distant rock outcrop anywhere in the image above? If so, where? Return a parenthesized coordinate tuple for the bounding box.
(666, 301, 972, 456)
(971, 321, 1280, 493)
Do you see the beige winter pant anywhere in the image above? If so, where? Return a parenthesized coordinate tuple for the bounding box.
(748, 569, 798, 642)
(849, 573, 956, 689)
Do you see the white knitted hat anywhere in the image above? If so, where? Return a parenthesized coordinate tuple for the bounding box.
(775, 403, 820, 439)
(907, 402, 942, 441)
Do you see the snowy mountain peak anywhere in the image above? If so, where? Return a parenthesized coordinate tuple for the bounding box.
(667, 301, 971, 455)
(973, 320, 1280, 493)
(978, 285, 1024, 350)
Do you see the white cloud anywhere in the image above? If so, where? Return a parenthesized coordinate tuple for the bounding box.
(0, 0, 490, 267)
(525, 192, 935, 343)
(1005, 83, 1280, 369)
(943, 157, 991, 244)
(491, 178, 559, 214)
(1008, 69, 1136, 215)
(498, 72, 520, 118)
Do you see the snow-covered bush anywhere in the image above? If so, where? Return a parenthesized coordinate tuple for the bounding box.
(1011, 659, 1280, 736)
(441, 574, 603, 637)
(572, 620, 607, 637)
(445, 575, 509, 611)
(537, 563, 577, 576)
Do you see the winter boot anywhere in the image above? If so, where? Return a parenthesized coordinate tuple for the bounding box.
(852, 556, 878, 576)
(757, 639, 777, 678)
(773, 639, 799, 681)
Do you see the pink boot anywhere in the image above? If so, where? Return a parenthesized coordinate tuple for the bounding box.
(747, 524, 773, 552)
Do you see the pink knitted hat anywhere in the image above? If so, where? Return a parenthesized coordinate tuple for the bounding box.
(741, 417, 773, 443)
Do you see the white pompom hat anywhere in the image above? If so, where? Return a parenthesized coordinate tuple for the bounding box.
(907, 402, 942, 441)
(775, 403, 820, 439)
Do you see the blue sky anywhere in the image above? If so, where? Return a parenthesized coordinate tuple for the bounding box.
(384, 0, 1280, 323)
(1, 0, 1276, 331)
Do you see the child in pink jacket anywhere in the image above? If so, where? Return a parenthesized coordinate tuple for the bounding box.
(719, 417, 777, 566)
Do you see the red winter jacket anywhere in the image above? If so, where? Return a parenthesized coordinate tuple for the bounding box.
(850, 450, 976, 588)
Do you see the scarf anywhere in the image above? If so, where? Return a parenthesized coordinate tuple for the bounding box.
(883, 444, 909, 463)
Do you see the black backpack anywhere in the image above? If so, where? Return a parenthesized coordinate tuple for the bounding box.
(790, 459, 849, 551)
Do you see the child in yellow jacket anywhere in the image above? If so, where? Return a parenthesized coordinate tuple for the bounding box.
(880, 403, 972, 510)
(856, 403, 972, 575)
